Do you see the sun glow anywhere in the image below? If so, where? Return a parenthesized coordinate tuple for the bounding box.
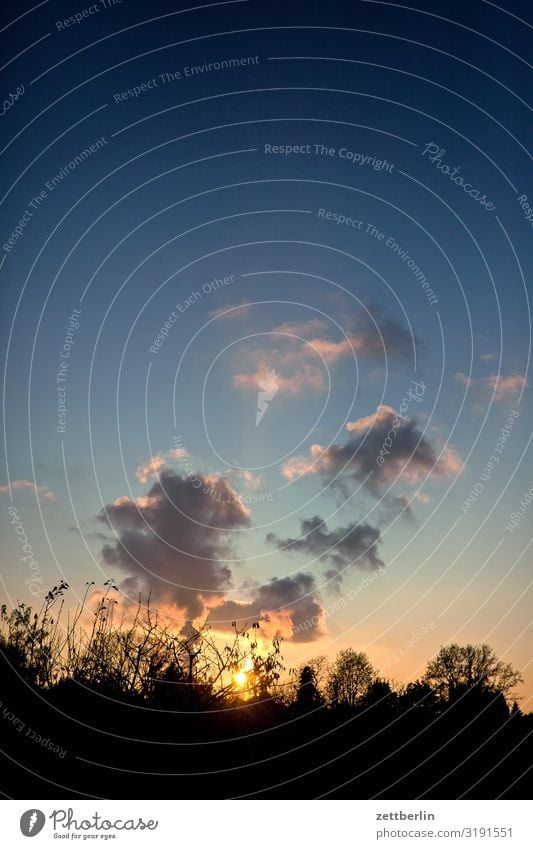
(234, 670, 247, 687)
(233, 656, 254, 688)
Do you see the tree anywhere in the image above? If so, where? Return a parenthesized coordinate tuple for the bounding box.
(327, 649, 375, 708)
(362, 678, 398, 712)
(295, 665, 323, 711)
(398, 680, 437, 714)
(424, 643, 522, 703)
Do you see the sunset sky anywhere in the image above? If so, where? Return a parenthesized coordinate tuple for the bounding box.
(1, 0, 531, 704)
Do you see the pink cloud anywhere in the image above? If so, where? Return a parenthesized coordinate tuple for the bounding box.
(455, 371, 526, 403)
(0, 480, 56, 502)
(233, 315, 413, 396)
(135, 454, 167, 484)
(281, 405, 463, 492)
(272, 318, 328, 337)
(305, 336, 359, 363)
(228, 469, 263, 490)
(412, 491, 432, 504)
(281, 444, 324, 481)
(135, 447, 190, 484)
(487, 373, 526, 401)
(208, 299, 251, 319)
(454, 371, 473, 387)
(233, 363, 326, 395)
(346, 405, 397, 434)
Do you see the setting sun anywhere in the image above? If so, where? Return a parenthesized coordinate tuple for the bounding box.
(234, 671, 247, 688)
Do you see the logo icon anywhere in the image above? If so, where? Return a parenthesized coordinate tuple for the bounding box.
(256, 368, 279, 425)
(20, 810, 46, 837)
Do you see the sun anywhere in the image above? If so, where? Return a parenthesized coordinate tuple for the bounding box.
(233, 657, 254, 688)
(234, 670, 247, 687)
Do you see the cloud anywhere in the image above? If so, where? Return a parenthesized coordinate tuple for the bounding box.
(455, 371, 526, 404)
(233, 362, 326, 394)
(487, 373, 526, 401)
(304, 337, 357, 364)
(228, 469, 263, 490)
(272, 318, 328, 336)
(345, 404, 397, 434)
(281, 404, 462, 497)
(98, 469, 250, 621)
(208, 299, 252, 319)
(233, 315, 414, 395)
(99, 467, 322, 640)
(168, 447, 189, 460)
(454, 372, 472, 388)
(0, 480, 56, 502)
(210, 572, 326, 643)
(135, 454, 167, 484)
(272, 317, 414, 361)
(135, 447, 189, 484)
(266, 515, 384, 589)
(412, 491, 432, 504)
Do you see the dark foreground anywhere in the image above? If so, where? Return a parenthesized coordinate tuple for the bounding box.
(1, 657, 531, 800)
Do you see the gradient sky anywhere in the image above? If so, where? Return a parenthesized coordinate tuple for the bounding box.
(1, 0, 532, 703)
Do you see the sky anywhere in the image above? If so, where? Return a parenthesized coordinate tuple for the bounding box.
(1, 0, 532, 703)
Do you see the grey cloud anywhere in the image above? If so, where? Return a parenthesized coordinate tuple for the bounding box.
(211, 572, 325, 643)
(266, 515, 384, 590)
(98, 469, 250, 620)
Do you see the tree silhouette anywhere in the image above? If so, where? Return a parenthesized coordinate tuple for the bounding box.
(295, 664, 323, 711)
(327, 649, 375, 707)
(362, 678, 398, 713)
(1, 587, 531, 799)
(398, 680, 438, 714)
(424, 643, 522, 703)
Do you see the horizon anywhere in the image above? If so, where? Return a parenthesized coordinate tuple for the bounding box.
(1, 0, 532, 805)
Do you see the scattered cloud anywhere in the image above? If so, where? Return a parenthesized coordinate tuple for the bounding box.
(210, 572, 326, 643)
(168, 447, 189, 460)
(135, 454, 167, 484)
(233, 314, 414, 395)
(304, 337, 357, 364)
(228, 469, 263, 490)
(488, 373, 526, 401)
(281, 405, 462, 497)
(233, 362, 326, 395)
(412, 491, 432, 504)
(454, 372, 472, 388)
(100, 467, 323, 640)
(455, 371, 526, 403)
(208, 299, 252, 319)
(98, 469, 250, 621)
(135, 447, 189, 483)
(272, 318, 328, 337)
(0, 480, 56, 502)
(266, 515, 384, 589)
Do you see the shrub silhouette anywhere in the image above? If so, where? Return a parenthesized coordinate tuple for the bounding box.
(0, 585, 530, 799)
(1, 582, 283, 708)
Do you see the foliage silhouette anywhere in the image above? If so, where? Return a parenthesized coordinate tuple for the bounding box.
(0, 585, 530, 800)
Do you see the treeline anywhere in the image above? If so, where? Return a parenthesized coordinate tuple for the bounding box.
(0, 583, 531, 799)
